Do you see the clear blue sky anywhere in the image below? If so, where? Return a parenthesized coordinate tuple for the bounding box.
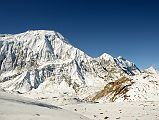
(0, 0, 159, 69)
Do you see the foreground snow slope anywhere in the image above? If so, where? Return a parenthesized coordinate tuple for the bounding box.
(0, 90, 158, 120)
(0, 91, 90, 120)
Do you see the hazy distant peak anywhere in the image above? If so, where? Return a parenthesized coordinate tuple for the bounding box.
(145, 66, 158, 74)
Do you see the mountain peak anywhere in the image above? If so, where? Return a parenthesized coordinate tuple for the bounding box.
(15, 30, 65, 40)
(0, 30, 74, 71)
(0, 30, 159, 104)
(99, 53, 114, 61)
(20, 30, 56, 35)
(0, 30, 142, 94)
(144, 66, 158, 74)
(114, 56, 140, 75)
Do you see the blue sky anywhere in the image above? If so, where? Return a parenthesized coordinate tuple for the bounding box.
(0, 0, 159, 69)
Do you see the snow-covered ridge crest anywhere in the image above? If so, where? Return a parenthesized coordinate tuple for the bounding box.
(99, 53, 114, 61)
(114, 56, 141, 75)
(0, 30, 77, 66)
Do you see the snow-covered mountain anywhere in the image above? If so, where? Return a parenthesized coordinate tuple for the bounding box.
(0, 30, 158, 104)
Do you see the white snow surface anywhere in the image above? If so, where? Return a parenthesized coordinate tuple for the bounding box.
(0, 91, 90, 120)
(63, 102, 159, 120)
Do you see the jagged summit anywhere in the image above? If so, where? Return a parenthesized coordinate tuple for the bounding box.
(114, 56, 141, 75)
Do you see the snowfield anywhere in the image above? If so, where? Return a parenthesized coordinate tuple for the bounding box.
(0, 91, 158, 120)
(63, 102, 159, 120)
(0, 91, 90, 120)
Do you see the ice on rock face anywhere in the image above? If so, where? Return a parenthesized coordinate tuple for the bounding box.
(114, 56, 141, 75)
(0, 30, 93, 93)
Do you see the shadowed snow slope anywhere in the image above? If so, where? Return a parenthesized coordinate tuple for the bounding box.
(0, 91, 90, 120)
